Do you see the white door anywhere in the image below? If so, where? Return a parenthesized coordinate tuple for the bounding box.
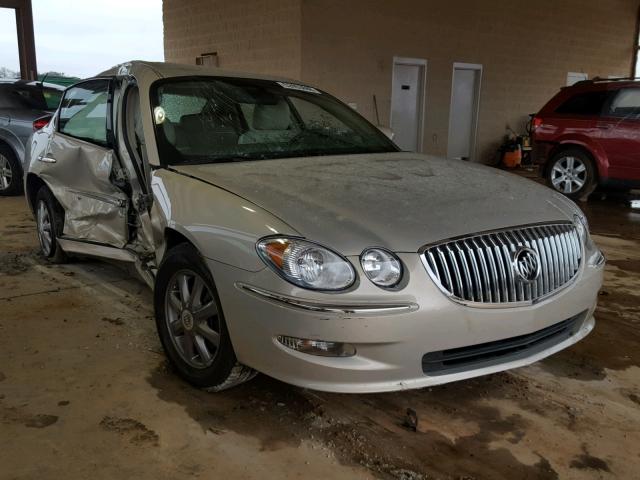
(447, 64, 482, 160)
(391, 60, 425, 152)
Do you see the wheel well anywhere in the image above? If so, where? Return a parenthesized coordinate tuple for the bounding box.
(25, 174, 47, 214)
(0, 139, 19, 166)
(543, 144, 598, 179)
(164, 228, 194, 252)
(0, 138, 16, 153)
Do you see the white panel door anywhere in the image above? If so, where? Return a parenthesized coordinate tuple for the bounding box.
(391, 63, 423, 152)
(448, 67, 481, 160)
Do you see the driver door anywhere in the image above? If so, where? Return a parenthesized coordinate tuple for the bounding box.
(38, 78, 129, 248)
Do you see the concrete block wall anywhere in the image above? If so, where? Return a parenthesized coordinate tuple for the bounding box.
(163, 0, 302, 79)
(301, 0, 639, 162)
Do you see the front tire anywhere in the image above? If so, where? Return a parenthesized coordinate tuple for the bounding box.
(154, 243, 256, 391)
(0, 145, 23, 196)
(546, 149, 597, 200)
(35, 187, 67, 263)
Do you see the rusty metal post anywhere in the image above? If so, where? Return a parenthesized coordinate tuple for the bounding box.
(1, 0, 37, 80)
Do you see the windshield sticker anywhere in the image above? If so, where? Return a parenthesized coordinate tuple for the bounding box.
(153, 106, 166, 125)
(277, 82, 321, 94)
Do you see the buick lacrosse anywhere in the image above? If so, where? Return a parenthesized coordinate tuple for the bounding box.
(25, 61, 605, 392)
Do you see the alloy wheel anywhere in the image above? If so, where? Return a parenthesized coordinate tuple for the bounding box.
(550, 156, 587, 194)
(36, 200, 53, 256)
(0, 154, 12, 191)
(164, 270, 221, 369)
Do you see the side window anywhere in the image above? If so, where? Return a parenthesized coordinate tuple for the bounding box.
(58, 80, 110, 145)
(555, 91, 610, 116)
(607, 88, 640, 119)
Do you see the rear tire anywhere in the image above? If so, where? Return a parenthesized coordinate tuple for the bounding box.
(0, 145, 23, 196)
(35, 187, 67, 263)
(154, 243, 256, 392)
(546, 149, 597, 201)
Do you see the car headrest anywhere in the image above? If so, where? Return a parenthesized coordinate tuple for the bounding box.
(163, 120, 176, 144)
(180, 113, 206, 130)
(252, 101, 291, 130)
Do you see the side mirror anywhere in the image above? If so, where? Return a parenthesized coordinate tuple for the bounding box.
(378, 126, 395, 140)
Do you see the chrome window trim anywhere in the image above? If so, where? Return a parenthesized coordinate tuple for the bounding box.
(419, 222, 584, 309)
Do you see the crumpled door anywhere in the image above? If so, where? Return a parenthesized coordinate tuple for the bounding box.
(39, 132, 129, 247)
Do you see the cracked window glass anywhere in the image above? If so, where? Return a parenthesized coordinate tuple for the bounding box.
(152, 78, 397, 165)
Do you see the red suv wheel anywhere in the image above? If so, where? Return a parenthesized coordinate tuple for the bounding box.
(546, 149, 597, 199)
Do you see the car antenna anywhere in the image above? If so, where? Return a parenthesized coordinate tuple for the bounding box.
(39, 72, 49, 88)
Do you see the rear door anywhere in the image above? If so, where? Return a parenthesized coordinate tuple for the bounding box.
(37, 78, 130, 247)
(596, 87, 640, 181)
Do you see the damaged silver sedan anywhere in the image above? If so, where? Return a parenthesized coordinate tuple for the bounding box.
(24, 61, 605, 392)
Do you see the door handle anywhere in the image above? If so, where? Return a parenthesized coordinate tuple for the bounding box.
(596, 123, 611, 130)
(37, 155, 57, 163)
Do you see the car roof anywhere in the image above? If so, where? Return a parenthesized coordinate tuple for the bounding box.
(0, 78, 65, 90)
(96, 60, 299, 84)
(565, 78, 640, 91)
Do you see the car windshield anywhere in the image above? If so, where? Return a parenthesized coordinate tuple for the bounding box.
(151, 77, 398, 165)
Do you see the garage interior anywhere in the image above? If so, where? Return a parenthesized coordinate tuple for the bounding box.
(2, 1, 640, 479)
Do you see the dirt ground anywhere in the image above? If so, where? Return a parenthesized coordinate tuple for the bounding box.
(1, 190, 639, 480)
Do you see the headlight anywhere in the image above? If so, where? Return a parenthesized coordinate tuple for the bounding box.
(574, 213, 605, 266)
(360, 248, 402, 288)
(574, 213, 595, 251)
(256, 237, 355, 291)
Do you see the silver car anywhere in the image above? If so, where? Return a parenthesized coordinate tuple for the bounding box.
(24, 61, 605, 393)
(0, 79, 63, 195)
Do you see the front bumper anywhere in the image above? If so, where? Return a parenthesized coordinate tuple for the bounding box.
(207, 251, 604, 393)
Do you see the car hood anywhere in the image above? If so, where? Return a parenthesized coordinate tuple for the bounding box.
(173, 153, 578, 255)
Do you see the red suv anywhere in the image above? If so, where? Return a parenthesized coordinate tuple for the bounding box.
(532, 78, 640, 199)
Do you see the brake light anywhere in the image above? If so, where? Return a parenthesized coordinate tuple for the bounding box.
(33, 115, 52, 131)
(532, 116, 543, 130)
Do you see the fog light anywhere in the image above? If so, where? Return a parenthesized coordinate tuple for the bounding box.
(276, 336, 356, 357)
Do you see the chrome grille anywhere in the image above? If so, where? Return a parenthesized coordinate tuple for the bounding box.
(422, 223, 582, 306)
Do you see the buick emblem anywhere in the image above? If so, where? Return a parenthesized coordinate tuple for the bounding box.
(512, 247, 541, 283)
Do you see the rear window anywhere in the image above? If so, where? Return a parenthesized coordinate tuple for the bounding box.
(0, 84, 62, 111)
(42, 87, 63, 110)
(555, 91, 611, 116)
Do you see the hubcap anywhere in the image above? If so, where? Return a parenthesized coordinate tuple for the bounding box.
(181, 310, 195, 331)
(550, 156, 587, 194)
(165, 270, 221, 369)
(36, 200, 53, 256)
(0, 154, 12, 191)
